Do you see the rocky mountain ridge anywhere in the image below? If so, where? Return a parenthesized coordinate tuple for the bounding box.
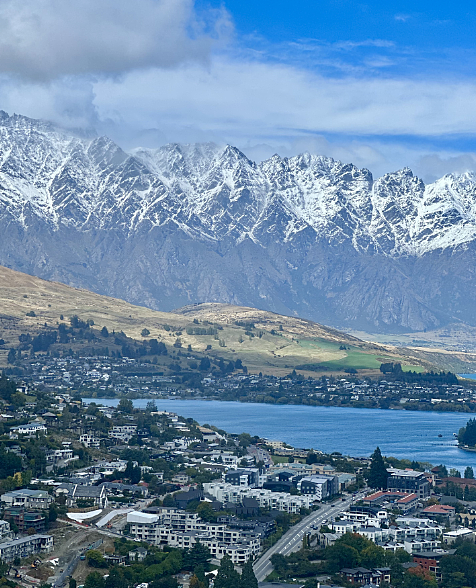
(1, 111, 476, 332)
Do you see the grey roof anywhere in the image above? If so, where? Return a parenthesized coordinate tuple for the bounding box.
(3, 489, 49, 498)
(56, 483, 104, 497)
(0, 534, 51, 548)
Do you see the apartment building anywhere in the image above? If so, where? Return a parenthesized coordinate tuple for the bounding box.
(203, 482, 313, 513)
(387, 468, 430, 499)
(3, 507, 45, 534)
(0, 534, 53, 561)
(224, 468, 260, 488)
(297, 475, 339, 500)
(126, 511, 260, 564)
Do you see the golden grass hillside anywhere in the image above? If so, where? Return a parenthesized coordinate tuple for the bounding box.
(0, 265, 429, 375)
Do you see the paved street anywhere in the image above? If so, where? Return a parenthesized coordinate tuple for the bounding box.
(253, 492, 365, 582)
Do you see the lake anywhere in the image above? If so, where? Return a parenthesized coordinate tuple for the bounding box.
(83, 398, 476, 472)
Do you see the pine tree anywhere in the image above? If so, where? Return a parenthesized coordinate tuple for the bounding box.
(465, 466, 475, 479)
(240, 560, 258, 588)
(367, 447, 388, 489)
(214, 555, 240, 588)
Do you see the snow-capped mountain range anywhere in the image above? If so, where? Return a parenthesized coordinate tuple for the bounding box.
(1, 111, 476, 332)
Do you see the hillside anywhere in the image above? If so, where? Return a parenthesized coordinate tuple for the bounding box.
(0, 265, 426, 376)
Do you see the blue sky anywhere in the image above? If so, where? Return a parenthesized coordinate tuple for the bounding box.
(199, 0, 476, 77)
(0, 0, 476, 179)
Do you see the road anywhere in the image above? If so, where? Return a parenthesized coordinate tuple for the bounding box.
(253, 492, 365, 582)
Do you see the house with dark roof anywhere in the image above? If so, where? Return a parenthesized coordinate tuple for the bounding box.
(54, 483, 108, 508)
(174, 489, 204, 509)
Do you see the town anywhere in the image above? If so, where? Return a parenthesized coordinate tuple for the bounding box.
(0, 374, 472, 587)
(5, 352, 476, 415)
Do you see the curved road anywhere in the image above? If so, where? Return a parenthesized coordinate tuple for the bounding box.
(253, 493, 364, 582)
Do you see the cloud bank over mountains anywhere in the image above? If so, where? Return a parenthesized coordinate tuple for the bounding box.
(0, 0, 475, 180)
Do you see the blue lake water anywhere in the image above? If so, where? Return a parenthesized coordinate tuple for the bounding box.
(84, 398, 476, 472)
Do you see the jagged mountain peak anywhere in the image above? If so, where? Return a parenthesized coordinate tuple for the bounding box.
(2, 113, 476, 332)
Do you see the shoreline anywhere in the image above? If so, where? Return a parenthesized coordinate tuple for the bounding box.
(83, 394, 476, 416)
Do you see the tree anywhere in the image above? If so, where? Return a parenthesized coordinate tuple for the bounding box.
(163, 494, 175, 507)
(85, 572, 105, 588)
(86, 550, 106, 568)
(124, 460, 141, 483)
(270, 554, 289, 576)
(199, 357, 211, 371)
(464, 466, 474, 479)
(458, 418, 476, 447)
(69, 578, 77, 588)
(214, 555, 240, 588)
(183, 540, 211, 570)
(141, 328, 150, 337)
(101, 326, 109, 337)
(118, 398, 133, 413)
(367, 447, 388, 490)
(240, 559, 258, 588)
(306, 452, 318, 465)
(189, 576, 204, 588)
(48, 504, 58, 522)
(326, 542, 361, 572)
(105, 567, 127, 588)
(440, 554, 476, 588)
(146, 400, 157, 412)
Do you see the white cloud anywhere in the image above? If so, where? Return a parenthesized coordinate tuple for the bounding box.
(92, 58, 476, 139)
(0, 8, 475, 183)
(0, 0, 231, 80)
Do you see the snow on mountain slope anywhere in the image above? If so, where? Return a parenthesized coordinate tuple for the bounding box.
(1, 111, 476, 257)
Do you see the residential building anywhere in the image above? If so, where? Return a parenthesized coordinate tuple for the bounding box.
(129, 547, 148, 562)
(0, 534, 53, 561)
(9, 423, 47, 437)
(387, 468, 430, 499)
(1, 489, 53, 509)
(126, 510, 260, 564)
(108, 425, 137, 442)
(443, 528, 475, 544)
(363, 490, 419, 513)
(224, 468, 260, 488)
(413, 550, 454, 582)
(340, 567, 391, 585)
(0, 520, 12, 540)
(55, 483, 108, 508)
(45, 449, 76, 464)
(79, 434, 100, 448)
(3, 507, 46, 533)
(203, 482, 313, 513)
(297, 475, 339, 500)
(421, 504, 455, 519)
